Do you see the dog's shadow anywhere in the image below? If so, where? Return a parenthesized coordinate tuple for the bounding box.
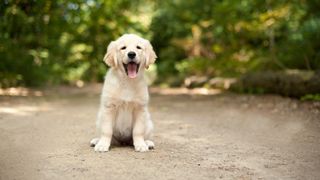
(89, 137, 154, 151)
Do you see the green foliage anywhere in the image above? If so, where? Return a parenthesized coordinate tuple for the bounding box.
(301, 94, 320, 101)
(1, 0, 320, 96)
(0, 0, 149, 87)
(231, 70, 320, 98)
(151, 0, 320, 82)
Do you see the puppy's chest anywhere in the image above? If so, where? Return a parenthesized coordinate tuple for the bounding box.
(119, 87, 147, 103)
(121, 88, 137, 101)
(113, 102, 134, 139)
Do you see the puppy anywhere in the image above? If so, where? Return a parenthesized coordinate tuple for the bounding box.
(90, 34, 157, 152)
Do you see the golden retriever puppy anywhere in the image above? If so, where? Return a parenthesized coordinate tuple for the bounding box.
(90, 34, 157, 152)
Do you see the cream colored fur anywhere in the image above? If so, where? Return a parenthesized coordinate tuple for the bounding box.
(90, 34, 157, 152)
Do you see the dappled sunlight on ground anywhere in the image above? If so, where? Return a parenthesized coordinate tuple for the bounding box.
(0, 105, 51, 116)
(0, 87, 43, 96)
(150, 87, 222, 95)
(0, 84, 222, 98)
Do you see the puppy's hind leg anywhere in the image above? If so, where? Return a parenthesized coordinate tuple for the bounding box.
(90, 136, 121, 147)
(90, 138, 100, 147)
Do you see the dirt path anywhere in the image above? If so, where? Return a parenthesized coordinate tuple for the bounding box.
(0, 85, 320, 180)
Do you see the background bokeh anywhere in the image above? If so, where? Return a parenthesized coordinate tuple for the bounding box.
(1, 0, 319, 98)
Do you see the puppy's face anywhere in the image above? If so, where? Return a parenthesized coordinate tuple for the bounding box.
(104, 34, 157, 79)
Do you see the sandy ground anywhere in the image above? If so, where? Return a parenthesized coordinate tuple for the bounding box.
(0, 85, 320, 180)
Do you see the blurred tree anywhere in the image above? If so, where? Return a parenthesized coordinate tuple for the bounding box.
(0, 0, 319, 89)
(150, 0, 320, 82)
(0, 0, 147, 87)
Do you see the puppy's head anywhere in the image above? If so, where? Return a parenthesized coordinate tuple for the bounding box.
(103, 34, 157, 79)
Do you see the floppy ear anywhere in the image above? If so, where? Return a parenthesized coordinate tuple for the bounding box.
(103, 41, 118, 67)
(144, 40, 157, 69)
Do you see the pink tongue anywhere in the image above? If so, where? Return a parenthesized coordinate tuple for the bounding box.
(127, 63, 137, 78)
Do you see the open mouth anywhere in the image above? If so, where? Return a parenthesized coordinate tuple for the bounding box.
(123, 62, 140, 78)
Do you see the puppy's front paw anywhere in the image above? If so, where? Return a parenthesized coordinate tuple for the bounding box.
(134, 142, 149, 152)
(94, 138, 110, 152)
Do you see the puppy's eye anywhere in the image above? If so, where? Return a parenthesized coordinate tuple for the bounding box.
(121, 46, 126, 50)
(136, 46, 142, 49)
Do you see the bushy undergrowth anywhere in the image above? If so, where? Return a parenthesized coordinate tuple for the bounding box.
(230, 70, 320, 98)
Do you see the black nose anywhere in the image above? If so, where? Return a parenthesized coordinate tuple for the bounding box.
(128, 51, 136, 59)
